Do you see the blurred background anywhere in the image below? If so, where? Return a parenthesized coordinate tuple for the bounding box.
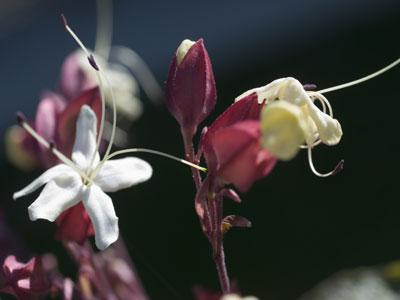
(0, 0, 399, 299)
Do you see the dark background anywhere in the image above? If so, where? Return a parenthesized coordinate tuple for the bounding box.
(0, 0, 399, 299)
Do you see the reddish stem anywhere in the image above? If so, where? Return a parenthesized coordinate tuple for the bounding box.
(181, 126, 231, 294)
(214, 243, 230, 294)
(181, 127, 202, 190)
(212, 191, 231, 294)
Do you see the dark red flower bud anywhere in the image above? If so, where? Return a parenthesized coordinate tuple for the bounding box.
(1, 255, 51, 299)
(165, 39, 217, 136)
(204, 120, 276, 192)
(55, 202, 94, 244)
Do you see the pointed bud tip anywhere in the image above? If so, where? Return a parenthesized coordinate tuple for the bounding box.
(16, 112, 26, 126)
(332, 159, 344, 176)
(87, 55, 99, 71)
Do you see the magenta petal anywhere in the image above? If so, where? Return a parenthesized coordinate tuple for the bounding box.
(59, 51, 95, 100)
(208, 120, 276, 192)
(34, 92, 66, 143)
(201, 93, 262, 170)
(1, 256, 50, 298)
(34, 92, 66, 166)
(165, 39, 216, 134)
(55, 202, 94, 244)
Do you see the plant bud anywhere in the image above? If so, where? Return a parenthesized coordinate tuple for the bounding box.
(165, 39, 216, 136)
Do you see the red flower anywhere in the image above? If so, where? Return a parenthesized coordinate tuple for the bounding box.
(55, 203, 94, 244)
(165, 39, 217, 136)
(205, 120, 276, 192)
(201, 93, 276, 192)
(0, 256, 50, 299)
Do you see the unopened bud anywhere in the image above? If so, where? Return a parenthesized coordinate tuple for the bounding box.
(165, 39, 217, 136)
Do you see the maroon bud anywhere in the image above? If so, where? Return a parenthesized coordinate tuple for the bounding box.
(165, 39, 217, 136)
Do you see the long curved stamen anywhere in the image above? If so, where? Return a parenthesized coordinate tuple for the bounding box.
(101, 73, 117, 160)
(94, 0, 113, 60)
(17, 114, 93, 183)
(62, 16, 109, 175)
(89, 148, 207, 182)
(307, 146, 343, 177)
(311, 93, 327, 114)
(308, 91, 333, 117)
(317, 58, 400, 94)
(110, 46, 163, 104)
(299, 91, 336, 149)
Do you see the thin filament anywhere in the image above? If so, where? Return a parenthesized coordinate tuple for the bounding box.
(63, 21, 109, 176)
(111, 46, 163, 104)
(307, 147, 343, 178)
(101, 72, 117, 160)
(318, 58, 400, 94)
(89, 148, 207, 181)
(308, 91, 333, 117)
(94, 0, 113, 60)
(64, 25, 90, 57)
(20, 121, 92, 183)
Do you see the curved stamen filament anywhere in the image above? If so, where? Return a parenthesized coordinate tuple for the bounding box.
(318, 57, 400, 94)
(18, 119, 93, 183)
(94, 0, 113, 60)
(307, 146, 343, 178)
(63, 17, 112, 176)
(308, 91, 333, 117)
(89, 71, 107, 174)
(110, 46, 163, 104)
(311, 93, 327, 114)
(89, 148, 207, 181)
(101, 73, 117, 160)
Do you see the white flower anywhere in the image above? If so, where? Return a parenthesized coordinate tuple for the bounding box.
(236, 77, 342, 160)
(13, 105, 152, 250)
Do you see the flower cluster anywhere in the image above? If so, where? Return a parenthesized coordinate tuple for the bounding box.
(165, 38, 346, 293)
(3, 3, 399, 298)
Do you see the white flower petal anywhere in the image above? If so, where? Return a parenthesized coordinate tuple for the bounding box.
(72, 105, 100, 170)
(13, 164, 75, 200)
(28, 172, 83, 222)
(261, 101, 307, 161)
(307, 102, 343, 145)
(95, 157, 152, 192)
(82, 184, 119, 250)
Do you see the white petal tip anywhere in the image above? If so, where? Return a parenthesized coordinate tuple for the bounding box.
(28, 205, 57, 222)
(176, 39, 196, 65)
(95, 220, 119, 250)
